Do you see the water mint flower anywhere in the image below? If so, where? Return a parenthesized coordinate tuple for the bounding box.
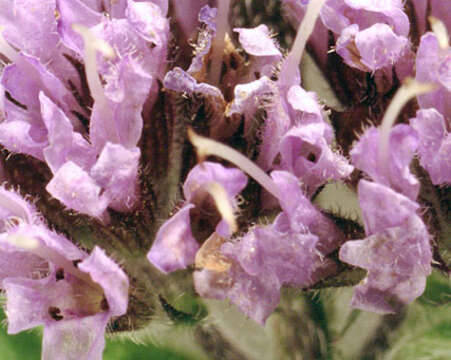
(0, 186, 128, 360)
(339, 180, 432, 314)
(147, 161, 247, 274)
(415, 30, 451, 119)
(234, 24, 282, 78)
(410, 108, 451, 185)
(350, 124, 420, 200)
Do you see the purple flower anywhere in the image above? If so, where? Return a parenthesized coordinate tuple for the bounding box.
(339, 180, 432, 314)
(279, 122, 353, 195)
(415, 32, 451, 120)
(336, 23, 409, 72)
(350, 124, 419, 200)
(0, 186, 129, 359)
(234, 24, 282, 78)
(193, 171, 341, 324)
(193, 233, 281, 325)
(147, 162, 247, 273)
(410, 108, 451, 185)
(0, 1, 169, 217)
(320, 0, 410, 71)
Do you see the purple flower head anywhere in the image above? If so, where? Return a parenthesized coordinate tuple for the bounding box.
(147, 162, 247, 274)
(0, 187, 128, 359)
(410, 108, 451, 185)
(339, 180, 432, 314)
(350, 124, 419, 200)
(415, 32, 451, 119)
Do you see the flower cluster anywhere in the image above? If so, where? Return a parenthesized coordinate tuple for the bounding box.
(0, 0, 449, 358)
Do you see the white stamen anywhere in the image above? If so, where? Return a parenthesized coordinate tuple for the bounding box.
(208, 0, 231, 86)
(0, 27, 19, 63)
(72, 24, 115, 106)
(429, 16, 449, 50)
(4, 231, 94, 285)
(205, 181, 237, 234)
(378, 79, 435, 171)
(5, 234, 39, 250)
(282, 0, 327, 83)
(188, 128, 281, 200)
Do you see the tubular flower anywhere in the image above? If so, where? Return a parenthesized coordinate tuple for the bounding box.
(0, 186, 128, 360)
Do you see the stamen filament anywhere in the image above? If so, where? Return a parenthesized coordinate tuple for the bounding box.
(429, 16, 449, 50)
(378, 79, 435, 171)
(205, 181, 237, 234)
(72, 24, 115, 106)
(208, 0, 231, 86)
(5, 232, 95, 286)
(0, 28, 19, 63)
(188, 128, 281, 200)
(282, 0, 327, 83)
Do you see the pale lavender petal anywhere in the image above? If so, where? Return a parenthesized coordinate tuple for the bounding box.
(125, 0, 169, 79)
(0, 251, 47, 283)
(183, 162, 247, 203)
(357, 180, 419, 236)
(0, 0, 57, 57)
(56, 0, 102, 54)
(46, 161, 109, 218)
(228, 76, 277, 136)
(163, 67, 224, 100)
(416, 32, 451, 119)
(410, 108, 451, 184)
(1, 54, 84, 131)
(286, 86, 332, 140)
(337, 23, 408, 71)
(223, 225, 319, 287)
(0, 187, 42, 229)
(270, 170, 344, 252)
(171, 0, 208, 40)
(91, 57, 152, 150)
(320, 0, 410, 37)
(350, 125, 419, 200)
(280, 123, 353, 194)
(226, 267, 281, 325)
(0, 0, 78, 81)
(42, 314, 109, 360)
(78, 247, 129, 316)
(187, 5, 217, 77)
(126, 0, 169, 46)
(234, 25, 282, 77)
(39, 92, 96, 173)
(90, 143, 140, 212)
(0, 120, 46, 160)
(90, 18, 157, 77)
(147, 204, 199, 273)
(3, 276, 51, 334)
(339, 181, 432, 313)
